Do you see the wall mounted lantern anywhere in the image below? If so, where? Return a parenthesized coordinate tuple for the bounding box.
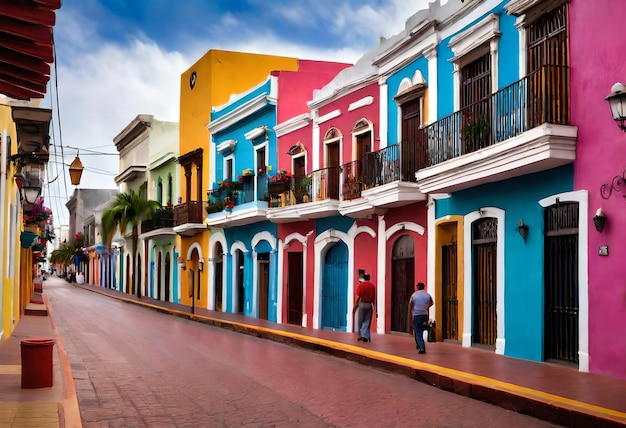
(517, 219, 529, 242)
(605, 82, 626, 132)
(198, 258, 204, 272)
(593, 208, 607, 233)
(21, 166, 42, 204)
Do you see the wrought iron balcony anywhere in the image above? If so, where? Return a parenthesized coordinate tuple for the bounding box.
(141, 208, 174, 234)
(425, 64, 570, 166)
(417, 64, 575, 193)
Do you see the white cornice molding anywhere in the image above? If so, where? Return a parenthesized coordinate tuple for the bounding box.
(348, 96, 374, 112)
(314, 109, 341, 125)
(448, 13, 500, 63)
(308, 75, 377, 110)
(207, 93, 269, 135)
(244, 126, 267, 141)
(149, 151, 177, 170)
(216, 139, 237, 154)
(275, 113, 311, 137)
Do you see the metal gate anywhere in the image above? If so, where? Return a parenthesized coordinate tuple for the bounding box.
(321, 242, 348, 331)
(544, 201, 579, 364)
(472, 218, 497, 347)
(442, 242, 458, 341)
(391, 235, 414, 333)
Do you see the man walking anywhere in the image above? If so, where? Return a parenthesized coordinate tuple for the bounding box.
(353, 273, 376, 343)
(408, 282, 433, 354)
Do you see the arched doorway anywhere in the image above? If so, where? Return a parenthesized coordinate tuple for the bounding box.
(391, 235, 414, 334)
(257, 252, 270, 320)
(214, 244, 224, 311)
(321, 242, 348, 331)
(137, 254, 142, 298)
(472, 217, 497, 348)
(164, 252, 171, 302)
(125, 254, 131, 294)
(157, 251, 162, 300)
(235, 249, 244, 313)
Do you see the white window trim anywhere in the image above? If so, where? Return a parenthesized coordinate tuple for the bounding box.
(449, 13, 501, 111)
(223, 153, 234, 182)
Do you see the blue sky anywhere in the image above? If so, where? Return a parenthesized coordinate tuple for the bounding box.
(44, 0, 433, 224)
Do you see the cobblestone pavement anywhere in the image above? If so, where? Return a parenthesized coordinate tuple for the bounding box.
(45, 278, 563, 428)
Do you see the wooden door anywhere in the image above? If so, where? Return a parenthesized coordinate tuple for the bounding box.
(401, 97, 421, 181)
(544, 202, 579, 364)
(236, 250, 245, 313)
(164, 253, 171, 302)
(442, 243, 458, 341)
(287, 252, 304, 325)
(321, 242, 348, 330)
(472, 218, 497, 347)
(258, 256, 270, 320)
(326, 142, 340, 200)
(214, 245, 224, 311)
(391, 235, 414, 333)
(157, 252, 162, 300)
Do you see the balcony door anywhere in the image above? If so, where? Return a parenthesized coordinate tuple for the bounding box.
(326, 141, 340, 200)
(400, 94, 423, 181)
(460, 53, 492, 153)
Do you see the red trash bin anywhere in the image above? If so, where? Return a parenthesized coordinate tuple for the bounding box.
(20, 338, 54, 388)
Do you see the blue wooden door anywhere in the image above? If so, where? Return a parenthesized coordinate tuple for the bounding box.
(321, 242, 348, 331)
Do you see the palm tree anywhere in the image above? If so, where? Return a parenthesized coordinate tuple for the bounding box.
(100, 187, 160, 297)
(50, 232, 86, 279)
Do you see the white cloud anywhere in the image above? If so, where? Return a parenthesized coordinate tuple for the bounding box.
(47, 0, 437, 225)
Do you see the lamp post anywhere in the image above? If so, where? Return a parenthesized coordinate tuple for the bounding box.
(605, 82, 626, 132)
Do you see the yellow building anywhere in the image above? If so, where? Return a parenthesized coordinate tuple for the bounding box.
(174, 50, 299, 311)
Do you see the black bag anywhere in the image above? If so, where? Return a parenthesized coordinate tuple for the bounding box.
(427, 321, 436, 343)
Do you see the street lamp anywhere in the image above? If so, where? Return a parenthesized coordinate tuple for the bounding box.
(69, 155, 84, 186)
(22, 165, 42, 204)
(605, 82, 626, 132)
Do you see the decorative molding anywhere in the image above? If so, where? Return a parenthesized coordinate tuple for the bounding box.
(314, 109, 341, 125)
(207, 93, 269, 134)
(448, 13, 500, 63)
(216, 139, 237, 155)
(348, 96, 374, 112)
(244, 126, 267, 141)
(275, 113, 311, 137)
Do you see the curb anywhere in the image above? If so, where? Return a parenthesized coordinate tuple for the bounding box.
(73, 284, 626, 428)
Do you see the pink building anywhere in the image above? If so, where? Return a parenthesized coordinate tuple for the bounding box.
(571, 0, 626, 381)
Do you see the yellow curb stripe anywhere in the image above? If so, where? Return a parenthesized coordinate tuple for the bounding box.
(0, 365, 20, 375)
(83, 286, 626, 424)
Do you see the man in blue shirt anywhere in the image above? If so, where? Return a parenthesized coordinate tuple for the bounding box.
(408, 282, 433, 354)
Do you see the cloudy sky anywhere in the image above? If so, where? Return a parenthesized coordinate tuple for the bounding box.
(44, 0, 435, 224)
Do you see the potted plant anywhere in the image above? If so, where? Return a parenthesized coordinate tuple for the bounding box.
(462, 115, 491, 153)
(294, 176, 312, 203)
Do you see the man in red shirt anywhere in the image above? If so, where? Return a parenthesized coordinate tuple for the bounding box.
(353, 273, 376, 342)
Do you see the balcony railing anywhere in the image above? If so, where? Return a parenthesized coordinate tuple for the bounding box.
(173, 201, 205, 226)
(341, 160, 363, 200)
(141, 208, 174, 233)
(425, 64, 570, 166)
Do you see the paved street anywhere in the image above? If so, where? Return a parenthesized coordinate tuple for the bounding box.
(45, 277, 561, 427)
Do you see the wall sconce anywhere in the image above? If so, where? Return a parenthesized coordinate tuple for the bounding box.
(593, 208, 607, 232)
(517, 219, 529, 242)
(198, 258, 204, 271)
(177, 256, 186, 270)
(605, 82, 626, 132)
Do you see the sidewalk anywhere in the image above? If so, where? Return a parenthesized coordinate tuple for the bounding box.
(73, 282, 626, 428)
(0, 287, 81, 428)
(3, 279, 626, 427)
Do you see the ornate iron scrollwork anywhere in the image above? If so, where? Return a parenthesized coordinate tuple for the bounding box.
(600, 169, 626, 200)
